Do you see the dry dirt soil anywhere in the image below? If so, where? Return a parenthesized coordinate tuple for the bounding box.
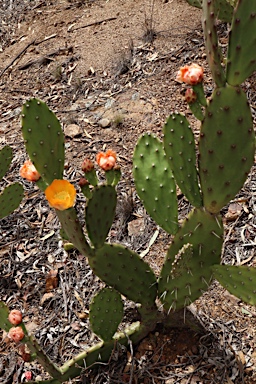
(0, 0, 256, 383)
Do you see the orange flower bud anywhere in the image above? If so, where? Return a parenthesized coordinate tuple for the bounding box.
(8, 326, 25, 343)
(45, 179, 76, 210)
(184, 88, 197, 104)
(82, 158, 94, 173)
(176, 63, 203, 85)
(8, 309, 22, 325)
(20, 160, 40, 182)
(96, 149, 116, 171)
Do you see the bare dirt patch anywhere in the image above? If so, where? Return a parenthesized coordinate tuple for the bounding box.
(1, 0, 256, 383)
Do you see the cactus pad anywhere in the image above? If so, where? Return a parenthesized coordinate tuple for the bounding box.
(163, 113, 202, 208)
(226, 0, 256, 85)
(90, 243, 157, 308)
(199, 85, 255, 213)
(159, 208, 223, 312)
(0, 183, 24, 219)
(86, 185, 117, 248)
(21, 98, 64, 184)
(0, 146, 12, 181)
(202, 0, 226, 87)
(133, 133, 178, 234)
(0, 302, 12, 332)
(89, 287, 123, 341)
(213, 265, 256, 305)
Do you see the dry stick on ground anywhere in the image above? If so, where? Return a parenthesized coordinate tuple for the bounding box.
(68, 17, 117, 32)
(0, 34, 57, 77)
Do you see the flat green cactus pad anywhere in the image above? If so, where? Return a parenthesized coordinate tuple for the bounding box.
(21, 98, 64, 184)
(0, 146, 12, 181)
(90, 243, 157, 308)
(0, 302, 12, 332)
(199, 85, 255, 213)
(163, 113, 202, 208)
(159, 208, 223, 312)
(213, 265, 256, 305)
(226, 0, 256, 85)
(86, 185, 117, 248)
(89, 287, 123, 341)
(202, 0, 226, 87)
(0, 183, 24, 219)
(133, 133, 178, 234)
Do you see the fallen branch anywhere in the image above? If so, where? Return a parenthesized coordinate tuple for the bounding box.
(69, 16, 117, 32)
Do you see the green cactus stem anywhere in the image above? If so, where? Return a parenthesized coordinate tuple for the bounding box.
(202, 0, 226, 87)
(85, 185, 117, 249)
(57, 208, 93, 257)
(21, 98, 65, 185)
(133, 133, 178, 235)
(213, 265, 256, 305)
(226, 0, 256, 86)
(199, 85, 255, 213)
(163, 113, 203, 208)
(89, 287, 123, 341)
(159, 208, 223, 312)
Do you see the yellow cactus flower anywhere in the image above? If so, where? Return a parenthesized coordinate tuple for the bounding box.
(45, 180, 76, 210)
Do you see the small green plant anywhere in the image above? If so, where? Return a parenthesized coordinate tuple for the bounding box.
(0, 1, 255, 383)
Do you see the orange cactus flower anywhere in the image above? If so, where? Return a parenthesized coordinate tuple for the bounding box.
(176, 63, 203, 85)
(20, 160, 40, 182)
(8, 326, 25, 343)
(45, 179, 76, 211)
(8, 309, 22, 326)
(96, 149, 116, 171)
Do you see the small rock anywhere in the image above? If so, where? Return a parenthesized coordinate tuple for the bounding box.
(128, 218, 145, 236)
(99, 118, 111, 128)
(64, 124, 81, 137)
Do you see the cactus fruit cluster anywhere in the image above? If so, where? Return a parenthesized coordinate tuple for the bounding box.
(0, 0, 255, 383)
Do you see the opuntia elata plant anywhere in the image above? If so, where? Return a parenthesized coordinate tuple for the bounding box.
(0, 0, 256, 383)
(0, 145, 23, 219)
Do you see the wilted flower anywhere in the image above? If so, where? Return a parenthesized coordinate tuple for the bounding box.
(78, 178, 89, 187)
(184, 88, 197, 104)
(8, 309, 22, 325)
(45, 179, 76, 210)
(81, 158, 94, 173)
(20, 160, 40, 181)
(176, 63, 203, 85)
(96, 149, 116, 171)
(8, 326, 25, 343)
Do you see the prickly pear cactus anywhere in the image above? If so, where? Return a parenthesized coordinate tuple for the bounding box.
(198, 85, 255, 213)
(89, 287, 123, 341)
(213, 265, 256, 305)
(226, 0, 256, 86)
(163, 113, 202, 208)
(159, 209, 223, 311)
(202, 0, 226, 87)
(21, 98, 64, 185)
(0, 146, 24, 219)
(133, 133, 178, 234)
(186, 0, 237, 22)
(0, 302, 12, 332)
(90, 243, 157, 311)
(86, 185, 117, 249)
(0, 146, 12, 181)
